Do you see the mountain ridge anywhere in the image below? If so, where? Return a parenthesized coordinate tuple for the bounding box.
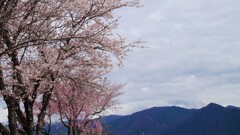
(105, 103, 240, 135)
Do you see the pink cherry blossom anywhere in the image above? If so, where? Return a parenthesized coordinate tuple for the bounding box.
(0, 0, 141, 135)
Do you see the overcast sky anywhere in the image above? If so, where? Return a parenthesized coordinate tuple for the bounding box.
(109, 0, 240, 115)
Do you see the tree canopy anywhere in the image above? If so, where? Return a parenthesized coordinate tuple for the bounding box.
(0, 0, 141, 135)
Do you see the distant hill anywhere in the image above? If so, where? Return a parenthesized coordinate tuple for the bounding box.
(104, 106, 196, 135)
(104, 103, 240, 135)
(102, 115, 123, 124)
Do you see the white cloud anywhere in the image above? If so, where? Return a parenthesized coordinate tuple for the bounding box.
(110, 0, 240, 115)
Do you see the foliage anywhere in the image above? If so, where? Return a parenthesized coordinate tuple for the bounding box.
(0, 0, 140, 135)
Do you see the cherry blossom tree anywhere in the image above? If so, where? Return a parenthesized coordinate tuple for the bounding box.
(47, 74, 122, 135)
(0, 0, 141, 135)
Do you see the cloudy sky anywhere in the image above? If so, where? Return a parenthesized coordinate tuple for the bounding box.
(109, 0, 240, 115)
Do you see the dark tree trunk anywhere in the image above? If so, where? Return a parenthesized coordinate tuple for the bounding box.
(68, 126, 72, 135)
(5, 98, 19, 135)
(36, 91, 52, 135)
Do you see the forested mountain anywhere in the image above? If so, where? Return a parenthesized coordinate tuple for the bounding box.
(105, 103, 240, 135)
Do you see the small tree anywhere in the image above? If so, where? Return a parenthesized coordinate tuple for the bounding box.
(48, 70, 122, 135)
(0, 0, 141, 135)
